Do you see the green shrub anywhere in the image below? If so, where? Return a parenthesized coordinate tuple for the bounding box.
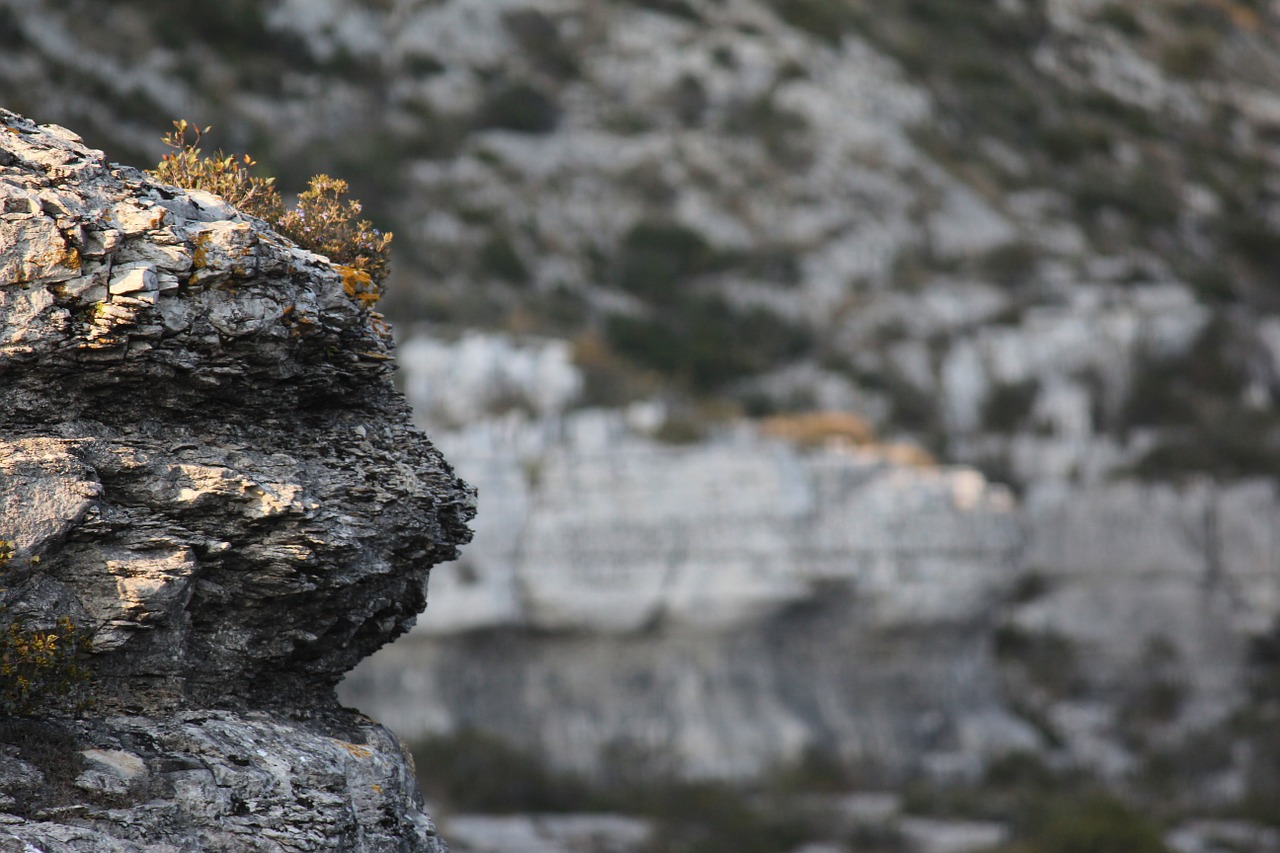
(1134, 730, 1234, 807)
(1120, 678, 1186, 729)
(1037, 119, 1113, 164)
(765, 744, 855, 794)
(1160, 28, 1220, 79)
(478, 234, 531, 284)
(765, 0, 861, 44)
(1095, 4, 1143, 36)
(410, 730, 823, 853)
(1186, 264, 1236, 303)
(151, 120, 282, 220)
(150, 121, 393, 305)
(475, 81, 561, 134)
(994, 625, 1083, 699)
(633, 781, 811, 853)
(1225, 213, 1280, 269)
(1249, 619, 1280, 705)
(874, 371, 940, 436)
(1121, 317, 1280, 479)
(502, 10, 579, 78)
(1073, 165, 1181, 228)
(410, 729, 594, 813)
(0, 6, 25, 48)
(721, 94, 812, 166)
(983, 750, 1060, 792)
(951, 55, 1008, 86)
(727, 246, 803, 286)
(628, 0, 702, 22)
(1032, 794, 1169, 853)
(653, 413, 709, 445)
(276, 175, 393, 300)
(570, 334, 652, 408)
(1131, 416, 1280, 480)
(605, 295, 812, 391)
(0, 540, 40, 572)
(982, 380, 1039, 433)
(614, 220, 715, 301)
(671, 74, 709, 127)
(1009, 572, 1054, 605)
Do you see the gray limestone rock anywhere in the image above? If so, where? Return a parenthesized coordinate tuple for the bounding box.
(0, 111, 474, 851)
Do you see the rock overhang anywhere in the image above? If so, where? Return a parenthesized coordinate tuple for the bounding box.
(0, 109, 475, 710)
(0, 110, 472, 850)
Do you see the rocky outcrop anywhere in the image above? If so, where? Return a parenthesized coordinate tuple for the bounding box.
(0, 111, 473, 851)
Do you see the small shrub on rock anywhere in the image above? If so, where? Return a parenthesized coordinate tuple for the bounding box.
(151, 120, 282, 219)
(149, 121, 392, 305)
(276, 175, 392, 301)
(0, 613, 91, 716)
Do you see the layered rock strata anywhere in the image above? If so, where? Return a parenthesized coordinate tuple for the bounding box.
(0, 111, 473, 851)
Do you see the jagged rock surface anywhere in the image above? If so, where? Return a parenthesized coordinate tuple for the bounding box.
(0, 112, 474, 852)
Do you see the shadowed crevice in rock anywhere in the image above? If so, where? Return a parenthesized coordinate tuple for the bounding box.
(0, 110, 474, 851)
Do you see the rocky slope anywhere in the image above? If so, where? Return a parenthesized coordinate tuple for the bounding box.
(0, 111, 473, 851)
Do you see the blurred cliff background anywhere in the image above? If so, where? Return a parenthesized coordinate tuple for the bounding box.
(5, 0, 1280, 850)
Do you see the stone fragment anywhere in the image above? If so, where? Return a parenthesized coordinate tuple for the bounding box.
(108, 266, 157, 295)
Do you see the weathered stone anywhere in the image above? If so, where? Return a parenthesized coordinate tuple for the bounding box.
(0, 111, 474, 851)
(107, 266, 157, 295)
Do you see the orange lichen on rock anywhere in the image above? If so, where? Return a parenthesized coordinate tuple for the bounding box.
(339, 265, 379, 307)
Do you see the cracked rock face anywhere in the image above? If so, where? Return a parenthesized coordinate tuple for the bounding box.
(0, 111, 474, 851)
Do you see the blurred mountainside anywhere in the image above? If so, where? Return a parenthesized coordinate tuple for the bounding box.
(8, 1, 1280, 845)
(5, 0, 1280, 486)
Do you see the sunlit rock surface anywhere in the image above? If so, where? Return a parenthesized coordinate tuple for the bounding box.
(0, 111, 473, 852)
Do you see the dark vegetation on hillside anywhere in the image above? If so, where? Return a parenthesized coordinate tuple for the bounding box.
(412, 725, 1280, 853)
